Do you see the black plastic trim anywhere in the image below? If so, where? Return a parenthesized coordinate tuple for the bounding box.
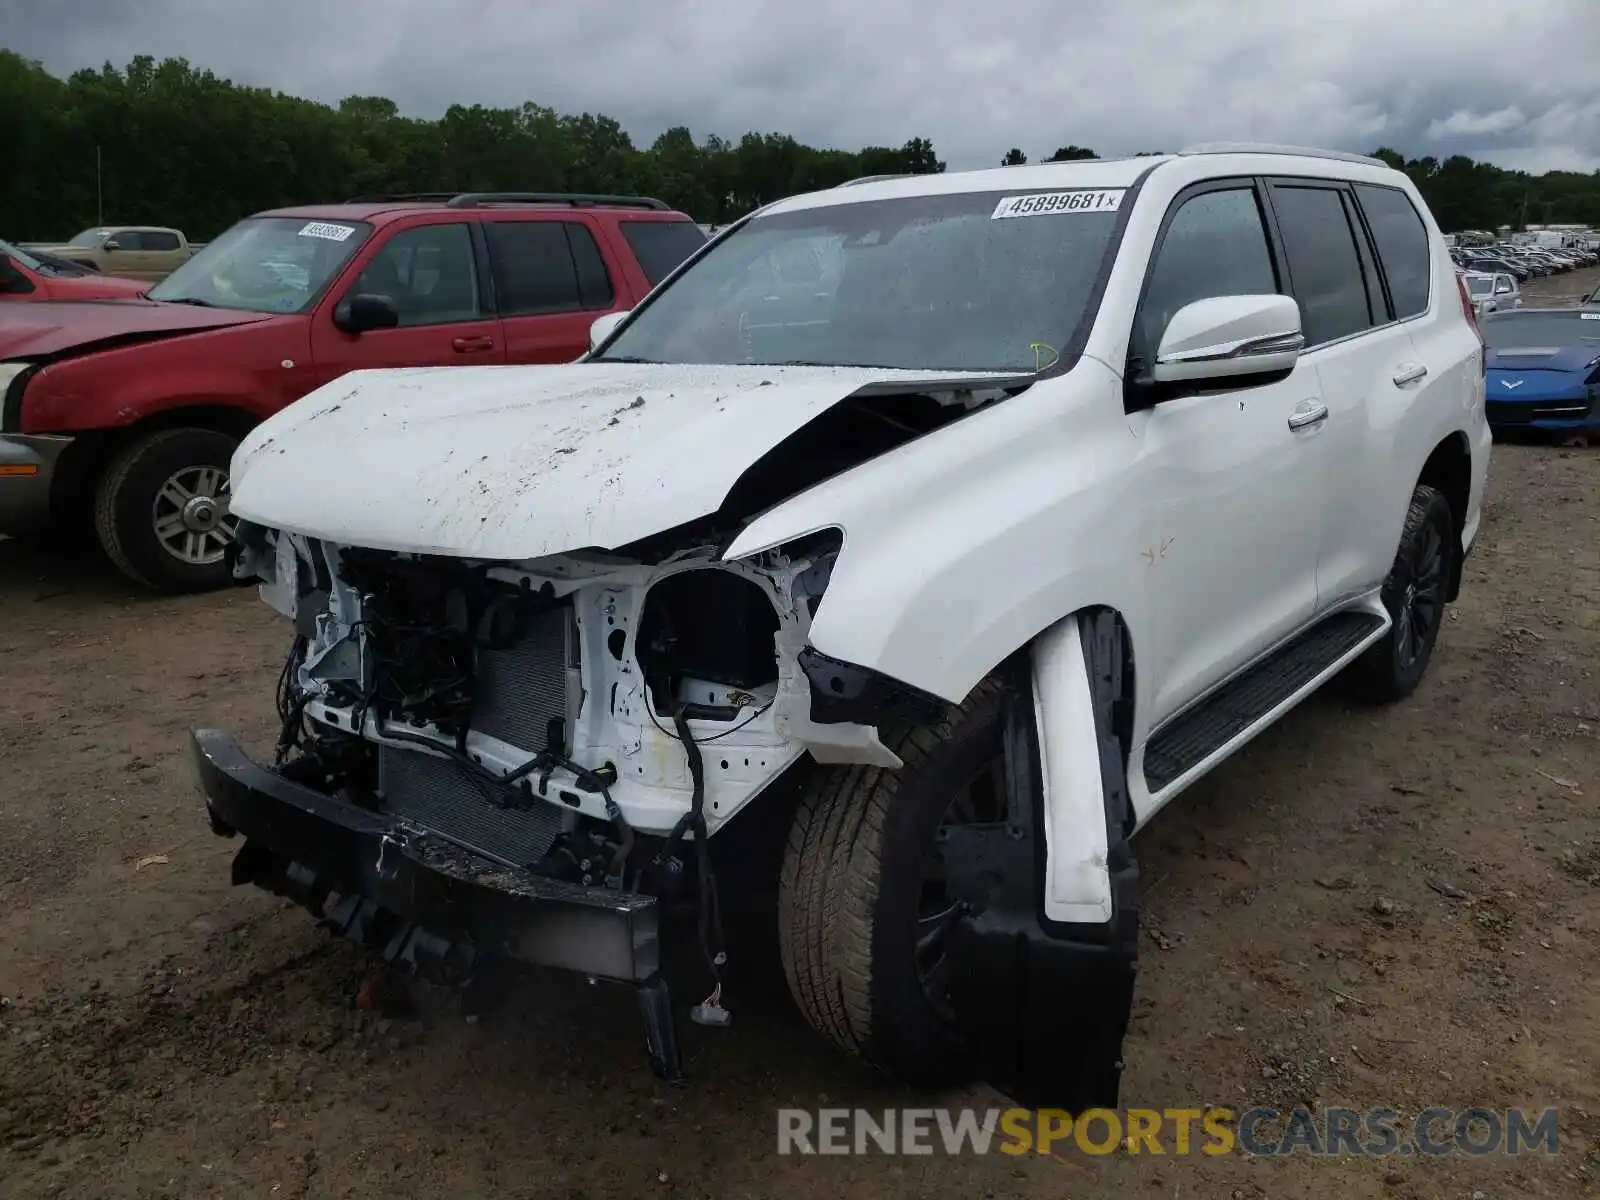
(190, 727, 661, 984)
(1144, 609, 1385, 792)
(446, 192, 671, 211)
(944, 619, 1138, 1113)
(466, 219, 497, 315)
(797, 648, 947, 726)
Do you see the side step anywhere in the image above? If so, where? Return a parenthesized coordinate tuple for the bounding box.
(1143, 610, 1386, 792)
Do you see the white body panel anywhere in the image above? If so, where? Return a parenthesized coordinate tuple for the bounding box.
(229, 363, 1001, 559)
(235, 146, 1491, 913)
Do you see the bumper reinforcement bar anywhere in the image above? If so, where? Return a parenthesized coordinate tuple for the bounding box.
(189, 727, 684, 1083)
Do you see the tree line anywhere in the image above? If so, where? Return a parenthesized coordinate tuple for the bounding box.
(2, 51, 1596, 242)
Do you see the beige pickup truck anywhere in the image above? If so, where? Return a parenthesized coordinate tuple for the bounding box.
(21, 226, 203, 281)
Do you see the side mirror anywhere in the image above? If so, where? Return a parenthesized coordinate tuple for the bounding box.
(588, 310, 630, 353)
(333, 292, 401, 335)
(1150, 294, 1304, 385)
(103, 239, 123, 252)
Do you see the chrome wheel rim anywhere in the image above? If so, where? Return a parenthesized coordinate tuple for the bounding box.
(152, 465, 236, 564)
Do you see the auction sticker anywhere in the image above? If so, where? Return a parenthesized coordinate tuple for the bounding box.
(991, 190, 1125, 219)
(1582, 311, 1600, 320)
(298, 221, 356, 242)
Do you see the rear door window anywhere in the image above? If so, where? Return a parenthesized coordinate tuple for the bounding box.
(142, 230, 182, 252)
(1353, 184, 1432, 319)
(1267, 184, 1375, 347)
(618, 220, 709, 287)
(486, 221, 616, 315)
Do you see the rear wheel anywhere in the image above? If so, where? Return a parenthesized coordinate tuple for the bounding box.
(94, 427, 240, 592)
(1351, 483, 1456, 702)
(777, 677, 1006, 1087)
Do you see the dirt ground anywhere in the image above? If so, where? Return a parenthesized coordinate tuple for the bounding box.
(2, 269, 1597, 1199)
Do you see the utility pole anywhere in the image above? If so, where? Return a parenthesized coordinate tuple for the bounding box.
(96, 144, 103, 225)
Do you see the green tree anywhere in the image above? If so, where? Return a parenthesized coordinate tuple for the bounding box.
(1001, 147, 1028, 166)
(1, 50, 1594, 240)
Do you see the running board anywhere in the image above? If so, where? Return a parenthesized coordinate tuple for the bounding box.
(1143, 610, 1387, 793)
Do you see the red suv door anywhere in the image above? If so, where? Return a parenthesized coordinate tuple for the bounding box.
(479, 216, 627, 363)
(308, 219, 505, 384)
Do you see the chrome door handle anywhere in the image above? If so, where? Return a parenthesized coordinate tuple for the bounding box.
(1392, 362, 1429, 386)
(1287, 401, 1329, 430)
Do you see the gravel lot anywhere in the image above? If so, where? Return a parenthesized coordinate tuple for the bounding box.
(1, 268, 1596, 1199)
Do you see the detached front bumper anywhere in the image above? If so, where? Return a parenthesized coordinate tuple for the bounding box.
(192, 728, 686, 1080)
(192, 728, 661, 983)
(0, 434, 71, 537)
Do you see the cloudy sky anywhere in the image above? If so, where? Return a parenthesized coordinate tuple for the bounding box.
(4, 0, 1598, 173)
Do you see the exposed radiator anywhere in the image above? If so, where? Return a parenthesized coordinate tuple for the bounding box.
(470, 605, 581, 755)
(379, 746, 564, 868)
(375, 606, 579, 868)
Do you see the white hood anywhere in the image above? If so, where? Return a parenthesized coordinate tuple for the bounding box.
(229, 362, 997, 559)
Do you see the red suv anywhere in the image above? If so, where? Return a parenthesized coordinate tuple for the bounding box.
(0, 193, 706, 590)
(0, 239, 148, 301)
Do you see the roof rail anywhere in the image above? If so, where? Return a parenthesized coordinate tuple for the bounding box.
(341, 191, 672, 210)
(343, 192, 464, 203)
(838, 174, 914, 188)
(446, 192, 671, 210)
(1177, 142, 1388, 168)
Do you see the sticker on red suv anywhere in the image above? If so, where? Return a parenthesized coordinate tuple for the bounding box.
(991, 190, 1125, 219)
(298, 221, 356, 242)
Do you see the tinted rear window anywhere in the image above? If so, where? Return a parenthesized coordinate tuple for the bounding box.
(619, 220, 709, 286)
(485, 221, 615, 315)
(1355, 185, 1431, 319)
(1269, 184, 1375, 346)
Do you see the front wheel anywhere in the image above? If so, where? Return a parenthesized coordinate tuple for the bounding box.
(94, 428, 241, 592)
(1351, 483, 1457, 702)
(777, 678, 1007, 1088)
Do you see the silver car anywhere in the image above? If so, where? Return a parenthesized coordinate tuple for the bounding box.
(1462, 270, 1521, 315)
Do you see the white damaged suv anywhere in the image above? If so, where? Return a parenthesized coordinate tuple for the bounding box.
(194, 144, 1490, 1109)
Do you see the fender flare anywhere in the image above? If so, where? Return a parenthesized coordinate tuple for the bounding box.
(945, 609, 1139, 1112)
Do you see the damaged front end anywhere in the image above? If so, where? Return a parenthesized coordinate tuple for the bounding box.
(197, 520, 882, 1082)
(195, 522, 1140, 1106)
(194, 357, 1140, 1106)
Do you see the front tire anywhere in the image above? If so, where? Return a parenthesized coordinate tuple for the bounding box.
(94, 428, 240, 593)
(1351, 483, 1456, 702)
(777, 677, 1006, 1088)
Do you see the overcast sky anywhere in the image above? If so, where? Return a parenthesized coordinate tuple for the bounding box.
(4, 0, 1598, 174)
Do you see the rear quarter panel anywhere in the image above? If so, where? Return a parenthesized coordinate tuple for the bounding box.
(1386, 185, 1490, 555)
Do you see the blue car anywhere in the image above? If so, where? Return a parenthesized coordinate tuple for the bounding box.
(1480, 308, 1600, 434)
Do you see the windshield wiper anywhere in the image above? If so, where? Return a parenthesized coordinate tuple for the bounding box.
(594, 355, 657, 364)
(160, 297, 215, 307)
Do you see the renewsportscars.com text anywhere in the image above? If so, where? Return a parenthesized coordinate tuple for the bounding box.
(777, 1106, 1560, 1158)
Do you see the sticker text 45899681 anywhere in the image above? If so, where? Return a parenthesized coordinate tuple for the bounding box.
(991, 190, 1125, 220)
